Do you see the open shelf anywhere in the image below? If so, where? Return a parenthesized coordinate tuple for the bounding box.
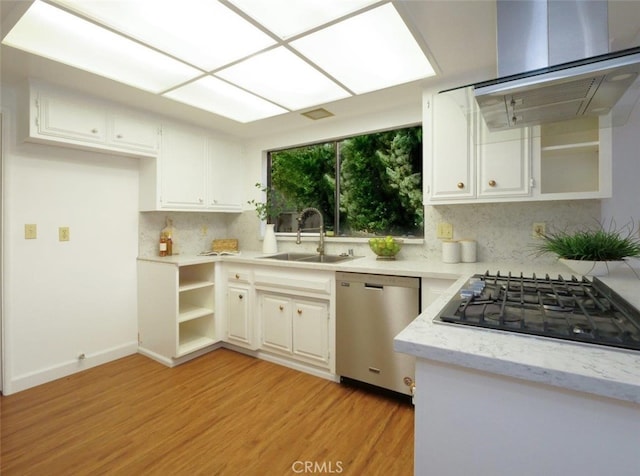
(179, 263, 214, 288)
(177, 315, 216, 356)
(178, 304, 213, 323)
(179, 281, 214, 292)
(539, 116, 601, 195)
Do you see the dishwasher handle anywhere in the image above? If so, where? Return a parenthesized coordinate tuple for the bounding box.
(364, 283, 384, 290)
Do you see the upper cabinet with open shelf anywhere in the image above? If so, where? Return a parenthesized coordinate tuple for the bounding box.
(423, 87, 612, 205)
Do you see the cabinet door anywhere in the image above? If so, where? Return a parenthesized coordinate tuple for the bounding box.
(160, 125, 208, 209)
(428, 90, 476, 200)
(260, 294, 292, 353)
(37, 92, 107, 144)
(292, 299, 329, 364)
(477, 123, 530, 198)
(227, 286, 252, 346)
(109, 112, 159, 155)
(208, 138, 243, 211)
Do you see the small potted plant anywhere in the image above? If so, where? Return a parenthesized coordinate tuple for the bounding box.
(534, 220, 640, 276)
(248, 183, 290, 253)
(247, 182, 285, 223)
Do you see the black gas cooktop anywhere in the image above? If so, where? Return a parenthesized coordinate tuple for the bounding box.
(435, 272, 640, 351)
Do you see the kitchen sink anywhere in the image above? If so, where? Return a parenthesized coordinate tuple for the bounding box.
(259, 253, 356, 263)
(259, 252, 318, 261)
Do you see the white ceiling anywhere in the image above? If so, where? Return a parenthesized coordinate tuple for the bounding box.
(2, 1, 639, 140)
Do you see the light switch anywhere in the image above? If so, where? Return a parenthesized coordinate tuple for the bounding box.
(25, 224, 37, 239)
(437, 222, 453, 240)
(59, 226, 70, 241)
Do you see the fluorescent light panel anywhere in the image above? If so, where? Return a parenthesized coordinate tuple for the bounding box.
(216, 47, 350, 110)
(2, 0, 436, 123)
(2, 1, 200, 94)
(51, 0, 276, 71)
(164, 76, 288, 123)
(227, 0, 380, 39)
(291, 3, 435, 94)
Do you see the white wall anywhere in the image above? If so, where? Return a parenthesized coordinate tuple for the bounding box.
(2, 87, 139, 394)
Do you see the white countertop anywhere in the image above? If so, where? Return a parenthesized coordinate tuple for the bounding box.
(395, 267, 640, 404)
(138, 251, 640, 403)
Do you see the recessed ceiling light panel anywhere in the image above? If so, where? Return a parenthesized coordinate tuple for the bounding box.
(2, 1, 201, 93)
(216, 47, 351, 110)
(164, 76, 288, 123)
(291, 3, 435, 94)
(228, 0, 380, 39)
(51, 0, 276, 71)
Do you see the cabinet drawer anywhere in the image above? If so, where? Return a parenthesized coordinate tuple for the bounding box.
(254, 271, 331, 294)
(227, 268, 251, 284)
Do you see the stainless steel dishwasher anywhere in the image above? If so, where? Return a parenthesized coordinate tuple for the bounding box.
(336, 271, 420, 396)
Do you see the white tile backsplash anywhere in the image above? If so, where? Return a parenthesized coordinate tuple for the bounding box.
(138, 212, 235, 257)
(139, 200, 601, 265)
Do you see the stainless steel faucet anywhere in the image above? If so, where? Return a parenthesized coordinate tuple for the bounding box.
(296, 207, 324, 256)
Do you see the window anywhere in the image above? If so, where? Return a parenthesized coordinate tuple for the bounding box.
(268, 125, 423, 238)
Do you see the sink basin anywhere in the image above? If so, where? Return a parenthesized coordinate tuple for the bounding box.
(296, 254, 355, 263)
(259, 252, 318, 261)
(259, 253, 355, 263)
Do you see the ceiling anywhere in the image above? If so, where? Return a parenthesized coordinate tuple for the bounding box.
(2, 1, 639, 140)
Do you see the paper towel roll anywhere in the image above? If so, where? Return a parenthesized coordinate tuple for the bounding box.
(442, 240, 461, 263)
(460, 239, 477, 263)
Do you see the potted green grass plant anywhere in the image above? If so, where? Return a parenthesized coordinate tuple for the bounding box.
(535, 220, 640, 276)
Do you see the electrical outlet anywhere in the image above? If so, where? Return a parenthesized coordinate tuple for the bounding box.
(59, 226, 70, 241)
(25, 224, 37, 239)
(437, 222, 453, 240)
(532, 222, 546, 238)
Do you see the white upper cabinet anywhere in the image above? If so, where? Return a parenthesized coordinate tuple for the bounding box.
(159, 124, 209, 209)
(108, 112, 160, 155)
(24, 81, 159, 157)
(208, 138, 243, 212)
(139, 121, 244, 212)
(531, 115, 612, 200)
(476, 121, 530, 198)
(424, 87, 611, 204)
(425, 88, 531, 204)
(426, 88, 476, 200)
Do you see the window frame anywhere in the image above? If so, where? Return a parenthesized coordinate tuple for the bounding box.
(266, 123, 424, 239)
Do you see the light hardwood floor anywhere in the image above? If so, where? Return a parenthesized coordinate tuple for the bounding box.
(1, 349, 414, 475)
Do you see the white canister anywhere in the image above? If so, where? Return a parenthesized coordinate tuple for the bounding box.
(460, 239, 477, 263)
(442, 240, 461, 263)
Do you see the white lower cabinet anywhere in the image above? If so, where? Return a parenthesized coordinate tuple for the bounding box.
(137, 260, 217, 365)
(260, 293, 329, 365)
(255, 268, 333, 370)
(224, 266, 257, 349)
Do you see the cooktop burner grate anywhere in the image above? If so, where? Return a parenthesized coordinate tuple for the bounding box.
(435, 271, 640, 351)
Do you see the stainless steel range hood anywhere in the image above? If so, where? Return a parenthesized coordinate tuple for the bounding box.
(474, 0, 640, 131)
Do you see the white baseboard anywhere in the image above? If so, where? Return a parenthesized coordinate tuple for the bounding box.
(4, 341, 138, 395)
(138, 343, 223, 367)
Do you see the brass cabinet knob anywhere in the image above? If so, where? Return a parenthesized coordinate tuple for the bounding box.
(297, 309, 302, 315)
(235, 273, 240, 279)
(279, 305, 284, 311)
(489, 180, 496, 187)
(238, 294, 243, 300)
(457, 182, 464, 189)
